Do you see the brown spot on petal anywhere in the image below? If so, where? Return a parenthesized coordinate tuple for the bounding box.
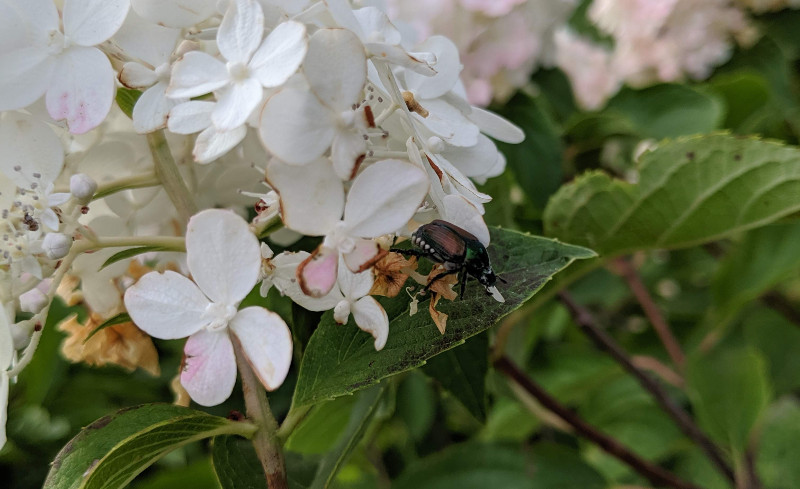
(350, 154, 366, 181)
(426, 155, 444, 181)
(354, 247, 388, 273)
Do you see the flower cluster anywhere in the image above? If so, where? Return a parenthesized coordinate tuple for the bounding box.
(0, 0, 523, 425)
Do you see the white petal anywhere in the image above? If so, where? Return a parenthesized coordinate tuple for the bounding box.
(266, 158, 343, 236)
(304, 28, 365, 111)
(342, 239, 379, 274)
(337, 256, 374, 299)
(119, 62, 158, 89)
(250, 21, 307, 87)
(186, 209, 261, 305)
(168, 100, 213, 134)
(230, 307, 292, 390)
(113, 9, 180, 67)
(133, 82, 181, 133)
(352, 296, 388, 351)
(415, 98, 479, 147)
(0, 0, 59, 47)
(64, 0, 129, 46)
(324, 0, 364, 39)
(404, 36, 461, 99)
(124, 270, 211, 339)
(46, 46, 115, 134)
(218, 0, 264, 64)
(442, 194, 490, 246)
(0, 47, 54, 111)
(366, 43, 436, 76)
(258, 88, 335, 164)
(344, 159, 429, 238)
(212, 79, 263, 130)
(442, 134, 500, 178)
(0, 306, 12, 367)
(468, 106, 525, 144)
(181, 330, 236, 406)
(297, 244, 339, 298)
(193, 124, 247, 163)
(352, 7, 401, 45)
(0, 375, 7, 450)
(331, 130, 366, 181)
(433, 154, 492, 204)
(333, 300, 351, 324)
(132, 0, 217, 28)
(0, 112, 64, 188)
(167, 51, 229, 99)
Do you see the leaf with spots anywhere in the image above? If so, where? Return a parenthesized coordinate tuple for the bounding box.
(544, 134, 800, 255)
(291, 227, 595, 408)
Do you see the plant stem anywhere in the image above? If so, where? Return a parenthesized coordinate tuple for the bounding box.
(147, 130, 197, 223)
(92, 172, 160, 200)
(558, 291, 736, 485)
(232, 337, 287, 489)
(613, 256, 686, 369)
(494, 355, 703, 489)
(86, 235, 186, 252)
(277, 404, 312, 441)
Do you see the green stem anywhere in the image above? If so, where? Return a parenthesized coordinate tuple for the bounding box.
(232, 337, 288, 489)
(92, 172, 160, 200)
(147, 130, 197, 223)
(87, 236, 186, 252)
(277, 404, 312, 441)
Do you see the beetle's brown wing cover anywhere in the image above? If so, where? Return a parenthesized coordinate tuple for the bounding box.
(419, 221, 468, 261)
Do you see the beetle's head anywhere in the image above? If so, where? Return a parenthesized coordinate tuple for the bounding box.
(477, 266, 506, 303)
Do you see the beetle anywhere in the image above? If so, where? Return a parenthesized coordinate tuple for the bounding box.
(391, 219, 505, 302)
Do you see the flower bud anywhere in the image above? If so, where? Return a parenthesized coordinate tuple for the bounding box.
(70, 173, 98, 204)
(43, 233, 72, 259)
(19, 285, 48, 314)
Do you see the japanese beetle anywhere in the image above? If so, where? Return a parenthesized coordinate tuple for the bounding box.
(391, 219, 505, 302)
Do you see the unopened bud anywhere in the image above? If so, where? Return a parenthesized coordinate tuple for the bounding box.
(19, 285, 48, 314)
(70, 173, 97, 204)
(43, 232, 72, 259)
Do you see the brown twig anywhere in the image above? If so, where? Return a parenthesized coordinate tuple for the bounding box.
(557, 291, 736, 485)
(494, 356, 703, 489)
(232, 337, 288, 489)
(613, 257, 685, 368)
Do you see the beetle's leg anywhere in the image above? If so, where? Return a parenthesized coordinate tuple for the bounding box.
(458, 268, 468, 300)
(390, 248, 427, 257)
(497, 275, 508, 284)
(423, 269, 459, 294)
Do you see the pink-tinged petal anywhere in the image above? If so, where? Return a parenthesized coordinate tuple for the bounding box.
(265, 158, 343, 236)
(46, 46, 114, 134)
(186, 209, 261, 305)
(304, 28, 365, 111)
(0, 48, 54, 111)
(119, 62, 158, 89)
(352, 296, 388, 351)
(344, 159, 429, 238)
(0, 112, 64, 188)
(273, 252, 343, 311)
(297, 245, 339, 298)
(404, 36, 461, 99)
(113, 9, 180, 67)
(63, 0, 130, 47)
(124, 270, 211, 339)
(212, 79, 263, 131)
(168, 100, 213, 134)
(218, 0, 264, 64)
(338, 254, 375, 298)
(167, 51, 229, 99)
(132, 0, 217, 28)
(132, 82, 181, 133)
(193, 124, 247, 163)
(229, 307, 292, 390)
(250, 21, 307, 87)
(342, 239, 381, 275)
(259, 88, 335, 164)
(181, 330, 236, 406)
(467, 106, 524, 144)
(441, 194, 490, 246)
(331, 130, 366, 181)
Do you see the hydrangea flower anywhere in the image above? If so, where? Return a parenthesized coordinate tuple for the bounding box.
(124, 209, 292, 406)
(0, 306, 11, 450)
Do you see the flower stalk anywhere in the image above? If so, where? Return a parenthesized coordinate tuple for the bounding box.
(147, 130, 197, 223)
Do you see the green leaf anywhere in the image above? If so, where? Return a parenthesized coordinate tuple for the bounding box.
(130, 460, 218, 489)
(711, 221, 800, 324)
(44, 404, 257, 489)
(83, 313, 132, 343)
(212, 436, 319, 489)
(116, 88, 142, 119)
(286, 396, 357, 454)
(686, 347, 771, 453)
(309, 384, 387, 489)
(743, 308, 800, 396)
(606, 84, 724, 139)
(423, 332, 488, 421)
(544, 134, 800, 255)
(393, 442, 606, 489)
(101, 247, 174, 270)
(396, 372, 436, 441)
(494, 93, 564, 210)
(757, 398, 800, 489)
(706, 71, 771, 132)
(292, 227, 595, 407)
